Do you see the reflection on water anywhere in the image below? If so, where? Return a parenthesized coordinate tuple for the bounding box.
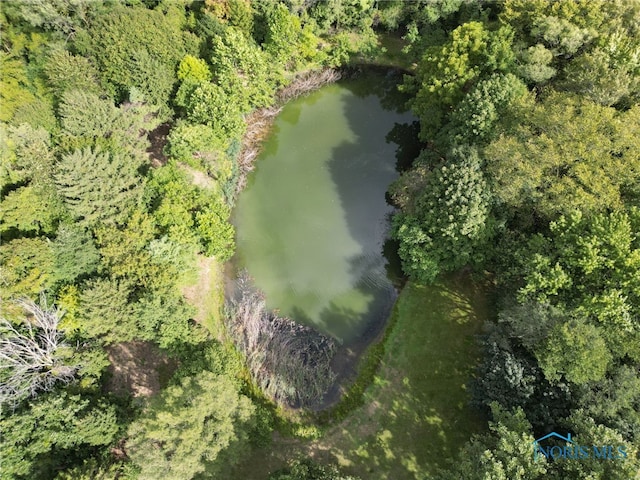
(234, 75, 416, 344)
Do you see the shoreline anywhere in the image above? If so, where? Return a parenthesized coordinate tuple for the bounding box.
(226, 65, 412, 413)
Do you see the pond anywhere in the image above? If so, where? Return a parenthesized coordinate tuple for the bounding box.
(234, 73, 418, 345)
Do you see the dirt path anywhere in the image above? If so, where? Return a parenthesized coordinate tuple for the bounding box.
(105, 341, 177, 397)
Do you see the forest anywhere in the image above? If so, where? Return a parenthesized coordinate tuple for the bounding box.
(0, 0, 639, 479)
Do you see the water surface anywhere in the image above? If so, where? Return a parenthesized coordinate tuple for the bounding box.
(234, 76, 415, 344)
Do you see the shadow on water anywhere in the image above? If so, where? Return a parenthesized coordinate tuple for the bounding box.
(305, 72, 419, 408)
(321, 72, 418, 332)
(231, 71, 422, 409)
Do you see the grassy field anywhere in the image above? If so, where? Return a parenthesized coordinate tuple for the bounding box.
(233, 275, 490, 479)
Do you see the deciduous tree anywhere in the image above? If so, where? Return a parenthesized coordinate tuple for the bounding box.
(127, 371, 256, 480)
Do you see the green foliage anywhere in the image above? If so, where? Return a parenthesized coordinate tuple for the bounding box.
(0, 123, 55, 188)
(127, 371, 256, 480)
(78, 278, 135, 343)
(445, 73, 528, 145)
(58, 89, 158, 156)
(0, 185, 60, 235)
(2, 0, 97, 36)
(578, 365, 640, 444)
(517, 43, 557, 83)
(43, 48, 102, 101)
(196, 200, 235, 260)
(210, 27, 279, 110)
(393, 146, 491, 283)
(0, 391, 119, 479)
(145, 161, 200, 247)
(555, 411, 640, 479)
(164, 122, 231, 180)
(55, 147, 145, 226)
(562, 45, 640, 106)
(0, 53, 36, 122)
(53, 224, 100, 285)
(307, 0, 375, 32)
(177, 54, 211, 82)
(485, 94, 640, 219)
(80, 5, 189, 106)
(263, 4, 319, 68)
(94, 210, 161, 288)
(441, 403, 547, 480)
(0, 237, 54, 298)
(54, 459, 136, 480)
(269, 458, 360, 480)
(518, 209, 640, 361)
(146, 161, 235, 256)
(537, 319, 611, 384)
(181, 81, 245, 139)
(202, 0, 253, 36)
(407, 21, 515, 140)
(133, 291, 204, 353)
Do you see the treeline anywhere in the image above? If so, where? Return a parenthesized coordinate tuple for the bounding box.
(0, 1, 398, 478)
(388, 1, 640, 478)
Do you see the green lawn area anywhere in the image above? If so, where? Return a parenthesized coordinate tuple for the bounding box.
(233, 275, 489, 479)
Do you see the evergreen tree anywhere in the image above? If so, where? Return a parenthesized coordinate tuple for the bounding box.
(55, 147, 144, 226)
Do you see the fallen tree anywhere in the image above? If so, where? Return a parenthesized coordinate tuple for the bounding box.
(225, 273, 337, 407)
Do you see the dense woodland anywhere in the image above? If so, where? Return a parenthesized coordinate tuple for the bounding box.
(0, 1, 639, 479)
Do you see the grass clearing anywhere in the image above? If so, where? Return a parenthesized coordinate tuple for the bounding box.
(232, 275, 489, 479)
(181, 255, 226, 340)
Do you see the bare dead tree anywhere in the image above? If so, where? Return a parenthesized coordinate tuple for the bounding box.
(0, 296, 77, 407)
(225, 273, 337, 407)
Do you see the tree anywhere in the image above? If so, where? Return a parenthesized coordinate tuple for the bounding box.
(164, 121, 231, 180)
(518, 209, 640, 361)
(146, 161, 201, 247)
(0, 123, 55, 189)
(177, 54, 212, 83)
(537, 319, 612, 385)
(578, 365, 640, 444)
(182, 81, 245, 140)
(0, 185, 60, 235)
(77, 5, 191, 105)
(0, 237, 55, 298)
(0, 297, 77, 407)
(269, 459, 360, 480)
(43, 48, 102, 101)
(55, 147, 145, 226)
(78, 278, 135, 343)
(406, 21, 515, 140)
(517, 43, 557, 84)
(133, 291, 202, 353)
(561, 46, 640, 106)
(263, 3, 308, 68)
(392, 146, 491, 283)
(0, 53, 36, 122)
(485, 94, 640, 218)
(555, 411, 640, 480)
(196, 200, 235, 260)
(444, 73, 529, 145)
(127, 371, 256, 480)
(0, 391, 119, 479)
(52, 225, 100, 285)
(210, 27, 279, 111)
(441, 403, 547, 480)
(94, 210, 161, 288)
(58, 89, 158, 156)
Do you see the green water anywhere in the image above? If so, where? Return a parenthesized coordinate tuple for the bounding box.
(234, 76, 416, 344)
